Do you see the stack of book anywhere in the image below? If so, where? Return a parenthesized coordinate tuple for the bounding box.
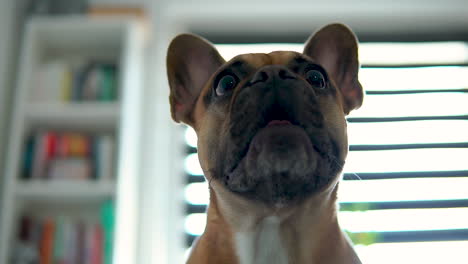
(22, 131, 114, 181)
(13, 200, 115, 264)
(32, 60, 118, 102)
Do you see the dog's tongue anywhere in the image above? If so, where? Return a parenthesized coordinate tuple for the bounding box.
(267, 120, 292, 126)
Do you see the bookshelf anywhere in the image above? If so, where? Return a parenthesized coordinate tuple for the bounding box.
(15, 181, 115, 202)
(25, 103, 120, 129)
(0, 16, 146, 264)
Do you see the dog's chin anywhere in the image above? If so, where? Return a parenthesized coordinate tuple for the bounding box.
(224, 122, 323, 205)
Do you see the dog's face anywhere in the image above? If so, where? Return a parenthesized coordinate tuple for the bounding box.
(167, 24, 363, 206)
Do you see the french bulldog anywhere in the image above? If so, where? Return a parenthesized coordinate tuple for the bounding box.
(167, 23, 364, 264)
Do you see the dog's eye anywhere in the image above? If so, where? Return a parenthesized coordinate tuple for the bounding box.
(306, 70, 326, 89)
(216, 74, 237, 96)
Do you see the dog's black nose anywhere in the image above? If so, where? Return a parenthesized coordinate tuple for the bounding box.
(250, 65, 296, 84)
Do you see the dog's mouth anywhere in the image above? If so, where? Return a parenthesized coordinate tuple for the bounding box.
(221, 101, 337, 204)
(267, 120, 292, 126)
(261, 102, 296, 127)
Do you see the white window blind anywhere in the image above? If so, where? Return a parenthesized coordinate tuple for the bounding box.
(182, 42, 468, 263)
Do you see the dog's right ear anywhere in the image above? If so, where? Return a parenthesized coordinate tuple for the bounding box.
(167, 34, 225, 126)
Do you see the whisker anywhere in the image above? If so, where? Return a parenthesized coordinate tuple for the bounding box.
(329, 155, 363, 181)
(349, 172, 363, 181)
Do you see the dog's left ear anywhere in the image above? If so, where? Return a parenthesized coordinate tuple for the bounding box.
(303, 23, 364, 114)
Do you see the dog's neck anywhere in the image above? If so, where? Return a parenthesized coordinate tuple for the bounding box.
(187, 181, 361, 264)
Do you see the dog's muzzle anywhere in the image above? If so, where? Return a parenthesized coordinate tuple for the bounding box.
(219, 65, 337, 205)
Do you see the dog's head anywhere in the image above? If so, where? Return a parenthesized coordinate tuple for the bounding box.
(167, 24, 363, 206)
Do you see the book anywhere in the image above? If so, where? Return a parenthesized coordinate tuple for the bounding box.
(96, 135, 115, 181)
(67, 133, 90, 157)
(32, 60, 119, 103)
(99, 65, 118, 101)
(82, 64, 100, 101)
(39, 218, 55, 264)
(92, 224, 104, 264)
(101, 200, 115, 264)
(16, 205, 113, 263)
(53, 216, 65, 263)
(48, 157, 91, 180)
(32, 60, 70, 102)
(61, 67, 73, 102)
(31, 131, 57, 179)
(22, 136, 36, 179)
(76, 221, 85, 264)
(62, 217, 75, 264)
(25, 131, 114, 181)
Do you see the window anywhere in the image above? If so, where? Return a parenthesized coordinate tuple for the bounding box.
(182, 42, 468, 263)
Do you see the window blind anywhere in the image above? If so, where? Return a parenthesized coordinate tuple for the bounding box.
(182, 42, 468, 263)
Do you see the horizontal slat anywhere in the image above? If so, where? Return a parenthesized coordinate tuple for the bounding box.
(349, 93, 468, 118)
(186, 120, 468, 148)
(187, 199, 468, 214)
(190, 170, 468, 182)
(339, 208, 468, 232)
(342, 170, 468, 180)
(339, 178, 468, 203)
(187, 204, 206, 214)
(366, 88, 468, 95)
(363, 63, 468, 68)
(350, 142, 468, 151)
(345, 199, 468, 210)
(184, 153, 204, 175)
(186, 208, 468, 235)
(185, 177, 468, 205)
(187, 171, 468, 183)
(187, 175, 205, 183)
(375, 229, 468, 243)
(345, 148, 468, 173)
(185, 148, 468, 176)
(358, 42, 468, 65)
(216, 42, 468, 65)
(187, 235, 197, 247)
(357, 241, 468, 264)
(347, 120, 468, 145)
(192, 143, 441, 154)
(186, 229, 468, 248)
(359, 66, 468, 91)
(185, 149, 468, 176)
(185, 213, 206, 235)
(347, 115, 468, 122)
(184, 126, 197, 148)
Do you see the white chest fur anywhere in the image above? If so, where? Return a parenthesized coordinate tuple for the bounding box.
(234, 216, 288, 264)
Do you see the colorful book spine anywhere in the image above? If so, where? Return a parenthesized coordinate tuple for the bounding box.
(15, 207, 113, 264)
(25, 132, 114, 181)
(39, 218, 55, 264)
(101, 200, 115, 264)
(99, 65, 118, 101)
(35, 60, 118, 103)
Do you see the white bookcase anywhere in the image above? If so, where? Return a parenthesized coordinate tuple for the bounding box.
(0, 16, 146, 264)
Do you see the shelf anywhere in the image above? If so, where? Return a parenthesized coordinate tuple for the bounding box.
(25, 102, 119, 129)
(15, 180, 115, 202)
